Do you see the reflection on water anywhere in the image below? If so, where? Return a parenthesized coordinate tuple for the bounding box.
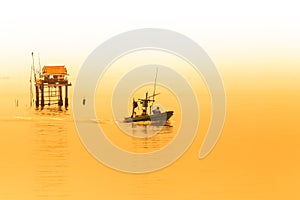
(33, 109, 70, 199)
(128, 173, 163, 199)
(101, 120, 177, 153)
(130, 123, 175, 151)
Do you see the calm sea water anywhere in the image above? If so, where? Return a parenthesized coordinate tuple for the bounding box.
(0, 94, 299, 199)
(0, 94, 180, 199)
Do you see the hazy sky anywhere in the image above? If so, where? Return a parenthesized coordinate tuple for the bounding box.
(0, 0, 299, 94)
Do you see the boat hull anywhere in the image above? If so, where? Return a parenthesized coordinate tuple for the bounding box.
(124, 111, 173, 123)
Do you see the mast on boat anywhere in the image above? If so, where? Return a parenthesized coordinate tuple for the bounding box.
(130, 68, 159, 117)
(150, 67, 158, 113)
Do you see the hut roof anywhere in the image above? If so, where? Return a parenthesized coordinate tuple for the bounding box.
(42, 66, 67, 75)
(43, 65, 67, 75)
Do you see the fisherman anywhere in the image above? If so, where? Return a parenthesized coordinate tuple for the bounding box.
(131, 100, 138, 117)
(152, 106, 161, 114)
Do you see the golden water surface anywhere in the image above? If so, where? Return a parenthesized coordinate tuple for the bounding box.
(0, 63, 299, 200)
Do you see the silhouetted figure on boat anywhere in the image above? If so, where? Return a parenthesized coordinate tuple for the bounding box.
(152, 107, 161, 115)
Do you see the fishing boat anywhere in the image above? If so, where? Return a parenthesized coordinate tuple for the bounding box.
(123, 92, 174, 123)
(124, 68, 174, 123)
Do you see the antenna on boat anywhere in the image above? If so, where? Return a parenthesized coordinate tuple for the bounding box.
(150, 67, 158, 113)
(153, 67, 158, 100)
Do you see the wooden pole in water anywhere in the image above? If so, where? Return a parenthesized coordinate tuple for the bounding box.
(30, 52, 34, 107)
(38, 53, 41, 75)
(58, 86, 63, 110)
(47, 86, 50, 106)
(41, 84, 44, 110)
(35, 85, 39, 109)
(65, 85, 68, 110)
